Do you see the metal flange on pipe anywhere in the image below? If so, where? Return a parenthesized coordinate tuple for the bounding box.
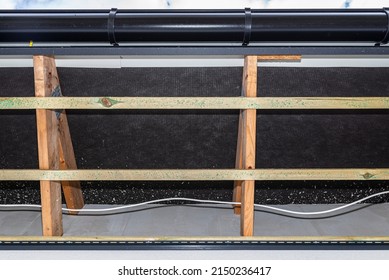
(0, 8, 389, 46)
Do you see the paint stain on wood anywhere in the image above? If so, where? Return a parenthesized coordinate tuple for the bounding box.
(98, 97, 122, 108)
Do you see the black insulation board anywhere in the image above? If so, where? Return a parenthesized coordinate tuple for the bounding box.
(0, 67, 388, 204)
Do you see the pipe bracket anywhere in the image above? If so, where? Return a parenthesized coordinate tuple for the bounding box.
(242, 8, 252, 46)
(379, 8, 389, 45)
(108, 8, 119, 46)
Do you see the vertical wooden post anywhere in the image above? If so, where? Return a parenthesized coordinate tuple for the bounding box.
(233, 55, 300, 236)
(34, 55, 84, 235)
(34, 55, 63, 236)
(233, 55, 258, 236)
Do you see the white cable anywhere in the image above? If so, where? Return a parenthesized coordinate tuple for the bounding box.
(0, 204, 42, 209)
(254, 190, 389, 216)
(0, 190, 389, 217)
(62, 197, 239, 212)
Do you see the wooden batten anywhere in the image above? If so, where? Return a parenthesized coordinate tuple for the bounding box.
(58, 113, 84, 213)
(34, 55, 84, 235)
(1, 96, 389, 110)
(34, 55, 64, 236)
(233, 111, 243, 214)
(1, 235, 389, 242)
(257, 55, 302, 62)
(1, 169, 389, 181)
(240, 56, 258, 237)
(232, 55, 258, 236)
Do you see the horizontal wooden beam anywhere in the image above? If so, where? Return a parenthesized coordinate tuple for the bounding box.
(257, 55, 302, 61)
(0, 169, 388, 181)
(1, 97, 389, 110)
(0, 235, 389, 242)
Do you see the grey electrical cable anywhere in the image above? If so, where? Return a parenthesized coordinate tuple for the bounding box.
(0, 190, 388, 217)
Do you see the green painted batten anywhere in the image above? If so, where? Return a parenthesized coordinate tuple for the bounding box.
(0, 169, 388, 181)
(1, 97, 389, 110)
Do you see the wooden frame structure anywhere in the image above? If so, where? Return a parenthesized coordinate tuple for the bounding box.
(0, 55, 389, 237)
(33, 56, 83, 236)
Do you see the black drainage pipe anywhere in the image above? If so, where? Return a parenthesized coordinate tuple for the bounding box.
(0, 8, 389, 46)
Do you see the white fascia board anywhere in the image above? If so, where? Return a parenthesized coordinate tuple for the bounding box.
(1, 56, 389, 68)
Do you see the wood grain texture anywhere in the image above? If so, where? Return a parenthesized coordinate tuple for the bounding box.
(58, 113, 84, 213)
(257, 55, 301, 61)
(233, 111, 243, 214)
(1, 97, 389, 109)
(1, 169, 389, 181)
(34, 55, 63, 236)
(1, 236, 388, 242)
(240, 56, 258, 237)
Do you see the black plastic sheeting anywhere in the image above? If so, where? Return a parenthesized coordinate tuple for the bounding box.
(1, 9, 389, 45)
(0, 67, 388, 205)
